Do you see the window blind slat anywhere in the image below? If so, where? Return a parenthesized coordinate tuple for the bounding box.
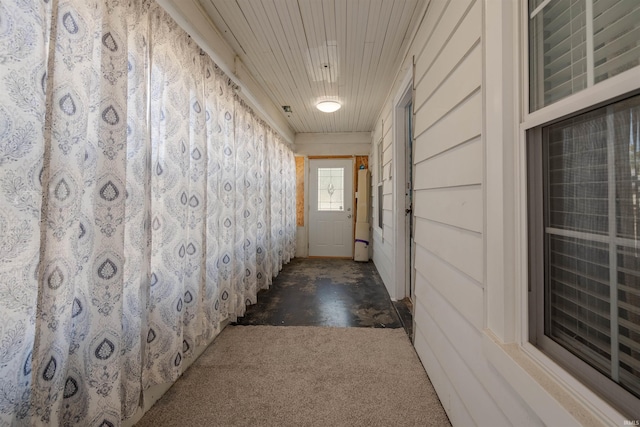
(593, 0, 640, 83)
(532, 0, 640, 110)
(545, 52, 586, 85)
(550, 264, 610, 293)
(593, 0, 624, 19)
(544, 2, 577, 35)
(592, 6, 640, 49)
(619, 317, 640, 340)
(620, 353, 640, 378)
(594, 25, 640, 65)
(546, 27, 583, 59)
(619, 334, 640, 355)
(619, 283, 640, 297)
(594, 43, 640, 81)
(544, 75, 588, 105)
(551, 316, 612, 355)
(553, 328, 612, 374)
(619, 300, 640, 317)
(550, 288, 610, 323)
(593, 0, 640, 33)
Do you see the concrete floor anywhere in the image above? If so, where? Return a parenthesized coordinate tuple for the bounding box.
(235, 258, 411, 333)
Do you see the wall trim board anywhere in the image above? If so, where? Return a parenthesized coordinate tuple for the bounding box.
(295, 132, 372, 145)
(392, 69, 414, 301)
(294, 133, 372, 156)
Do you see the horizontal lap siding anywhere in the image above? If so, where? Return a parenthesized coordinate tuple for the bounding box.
(414, 272, 542, 425)
(414, 278, 509, 427)
(372, 230, 392, 287)
(414, 91, 482, 162)
(414, 137, 482, 188)
(414, 217, 483, 282)
(372, 102, 394, 297)
(413, 185, 482, 233)
(411, 0, 512, 424)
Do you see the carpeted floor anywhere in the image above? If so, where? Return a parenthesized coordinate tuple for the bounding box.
(136, 325, 450, 427)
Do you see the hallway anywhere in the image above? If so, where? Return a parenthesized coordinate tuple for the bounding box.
(3, 0, 639, 425)
(135, 258, 446, 426)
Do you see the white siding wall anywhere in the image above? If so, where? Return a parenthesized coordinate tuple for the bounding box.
(371, 0, 615, 425)
(372, 105, 394, 294)
(411, 1, 510, 423)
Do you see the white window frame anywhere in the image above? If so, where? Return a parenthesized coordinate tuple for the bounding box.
(518, 0, 640, 423)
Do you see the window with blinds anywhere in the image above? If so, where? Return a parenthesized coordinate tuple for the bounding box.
(529, 0, 640, 112)
(529, 94, 640, 418)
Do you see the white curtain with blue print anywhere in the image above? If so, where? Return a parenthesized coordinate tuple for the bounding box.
(0, 1, 296, 425)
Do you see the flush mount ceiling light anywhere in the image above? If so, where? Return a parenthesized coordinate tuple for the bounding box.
(316, 101, 341, 113)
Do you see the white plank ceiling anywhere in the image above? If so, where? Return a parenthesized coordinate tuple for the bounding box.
(198, 0, 424, 133)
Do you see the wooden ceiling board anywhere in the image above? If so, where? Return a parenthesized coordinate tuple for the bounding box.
(274, 0, 322, 131)
(345, 0, 369, 131)
(237, 1, 298, 106)
(214, 0, 288, 103)
(357, 0, 393, 130)
(283, 0, 331, 131)
(301, 0, 341, 132)
(277, 0, 316, 131)
(197, 0, 424, 134)
(360, 0, 413, 128)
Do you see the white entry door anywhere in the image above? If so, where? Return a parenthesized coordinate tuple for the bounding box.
(309, 158, 354, 257)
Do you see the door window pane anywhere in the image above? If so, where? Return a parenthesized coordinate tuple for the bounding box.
(317, 168, 344, 211)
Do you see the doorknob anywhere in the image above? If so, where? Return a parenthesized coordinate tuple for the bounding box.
(347, 214, 352, 219)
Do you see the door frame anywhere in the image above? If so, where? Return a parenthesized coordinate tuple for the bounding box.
(392, 70, 413, 301)
(307, 156, 355, 258)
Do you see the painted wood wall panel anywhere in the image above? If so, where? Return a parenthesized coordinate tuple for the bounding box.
(413, 137, 483, 190)
(414, 286, 517, 426)
(415, 0, 481, 102)
(413, 322, 476, 427)
(415, 274, 545, 425)
(371, 103, 395, 298)
(413, 185, 483, 234)
(414, 245, 483, 330)
(413, 217, 483, 282)
(372, 233, 392, 287)
(414, 91, 482, 161)
(411, 0, 449, 68)
(413, 295, 510, 426)
(414, 44, 482, 136)
(414, 0, 476, 86)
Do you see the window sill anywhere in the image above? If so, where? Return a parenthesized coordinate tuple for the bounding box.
(482, 330, 625, 427)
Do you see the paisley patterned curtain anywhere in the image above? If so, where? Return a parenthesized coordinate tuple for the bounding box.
(0, 1, 296, 425)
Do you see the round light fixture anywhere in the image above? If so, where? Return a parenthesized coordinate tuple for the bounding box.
(316, 101, 341, 113)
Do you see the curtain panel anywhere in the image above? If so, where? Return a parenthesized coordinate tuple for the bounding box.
(0, 1, 296, 425)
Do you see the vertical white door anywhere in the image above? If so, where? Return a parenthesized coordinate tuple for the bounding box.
(309, 158, 354, 257)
